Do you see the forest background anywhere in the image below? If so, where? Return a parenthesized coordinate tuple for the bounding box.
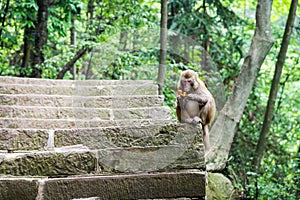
(0, 0, 299, 199)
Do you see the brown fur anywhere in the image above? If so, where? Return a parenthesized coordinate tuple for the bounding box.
(176, 70, 216, 150)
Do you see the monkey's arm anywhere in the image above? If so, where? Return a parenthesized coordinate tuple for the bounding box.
(187, 93, 209, 107)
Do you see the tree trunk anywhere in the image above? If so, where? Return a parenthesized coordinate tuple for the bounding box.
(87, 0, 94, 20)
(207, 0, 274, 171)
(157, 0, 168, 95)
(21, 26, 35, 72)
(30, 0, 52, 78)
(253, 0, 298, 170)
(201, 0, 210, 72)
(69, 13, 76, 78)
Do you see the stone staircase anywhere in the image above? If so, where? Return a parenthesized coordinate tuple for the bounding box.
(0, 76, 206, 200)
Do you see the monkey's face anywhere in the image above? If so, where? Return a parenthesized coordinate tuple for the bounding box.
(181, 77, 195, 93)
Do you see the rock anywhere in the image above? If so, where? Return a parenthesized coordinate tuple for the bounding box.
(206, 172, 237, 200)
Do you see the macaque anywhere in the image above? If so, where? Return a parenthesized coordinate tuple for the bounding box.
(176, 70, 216, 150)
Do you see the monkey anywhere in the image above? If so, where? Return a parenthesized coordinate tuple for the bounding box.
(176, 69, 216, 150)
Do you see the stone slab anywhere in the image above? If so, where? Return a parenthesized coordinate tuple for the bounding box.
(1, 123, 179, 151)
(54, 124, 202, 150)
(0, 84, 158, 96)
(0, 105, 171, 120)
(0, 149, 97, 176)
(42, 171, 206, 200)
(0, 128, 49, 151)
(0, 76, 153, 86)
(0, 178, 39, 200)
(0, 123, 201, 152)
(0, 144, 204, 176)
(0, 118, 173, 129)
(0, 94, 164, 107)
(0, 170, 205, 199)
(0, 125, 205, 176)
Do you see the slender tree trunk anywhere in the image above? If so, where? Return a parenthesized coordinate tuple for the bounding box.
(207, 0, 274, 171)
(70, 15, 75, 46)
(133, 30, 139, 50)
(30, 0, 52, 78)
(253, 0, 298, 169)
(87, 0, 94, 20)
(201, 0, 209, 72)
(183, 38, 189, 61)
(86, 51, 94, 79)
(157, 0, 168, 95)
(119, 32, 128, 50)
(70, 13, 76, 78)
(21, 26, 34, 71)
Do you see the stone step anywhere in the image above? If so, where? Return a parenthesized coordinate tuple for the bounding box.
(0, 118, 174, 129)
(0, 83, 158, 96)
(0, 142, 205, 176)
(0, 124, 203, 153)
(0, 105, 171, 120)
(0, 94, 164, 107)
(0, 170, 205, 199)
(0, 75, 153, 86)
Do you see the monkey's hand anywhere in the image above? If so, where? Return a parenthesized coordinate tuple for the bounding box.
(187, 94, 208, 105)
(184, 117, 203, 125)
(192, 116, 203, 125)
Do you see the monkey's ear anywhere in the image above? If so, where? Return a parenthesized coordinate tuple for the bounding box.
(193, 74, 200, 90)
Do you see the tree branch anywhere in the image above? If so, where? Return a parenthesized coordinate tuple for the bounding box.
(57, 47, 91, 79)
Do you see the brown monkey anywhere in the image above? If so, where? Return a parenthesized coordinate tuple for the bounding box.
(176, 70, 216, 150)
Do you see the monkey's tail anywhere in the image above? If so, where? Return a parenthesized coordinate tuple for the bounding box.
(202, 125, 210, 151)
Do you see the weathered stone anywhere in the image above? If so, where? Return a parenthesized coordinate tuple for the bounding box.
(0, 118, 173, 129)
(0, 105, 171, 120)
(54, 124, 199, 150)
(0, 124, 205, 176)
(0, 105, 111, 119)
(0, 150, 97, 176)
(42, 171, 206, 200)
(206, 173, 238, 200)
(112, 106, 171, 120)
(0, 143, 204, 176)
(0, 128, 48, 151)
(97, 145, 205, 173)
(0, 84, 157, 96)
(0, 170, 205, 199)
(0, 76, 152, 86)
(73, 95, 164, 108)
(0, 178, 39, 200)
(75, 84, 158, 96)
